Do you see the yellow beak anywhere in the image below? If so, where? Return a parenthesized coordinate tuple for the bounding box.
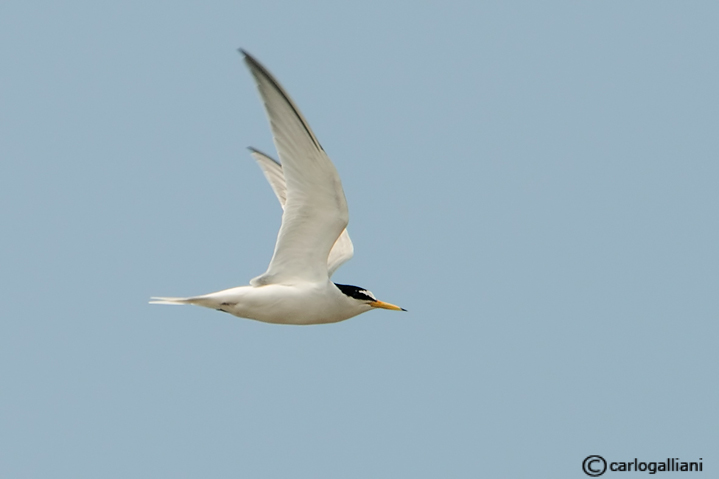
(369, 300, 406, 311)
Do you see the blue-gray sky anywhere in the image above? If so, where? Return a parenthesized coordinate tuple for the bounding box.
(1, 1, 717, 477)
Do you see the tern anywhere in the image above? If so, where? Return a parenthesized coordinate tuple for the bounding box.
(150, 50, 405, 325)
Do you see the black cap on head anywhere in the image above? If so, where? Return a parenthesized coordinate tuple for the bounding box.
(334, 283, 377, 302)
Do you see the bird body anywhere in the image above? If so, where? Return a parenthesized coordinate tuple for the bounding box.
(151, 281, 375, 325)
(151, 50, 404, 325)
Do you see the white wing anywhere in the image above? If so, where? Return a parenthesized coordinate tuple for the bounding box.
(249, 147, 287, 205)
(249, 148, 354, 277)
(327, 224, 354, 277)
(242, 50, 349, 285)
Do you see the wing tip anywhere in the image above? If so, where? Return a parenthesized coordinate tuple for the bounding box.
(247, 147, 281, 166)
(239, 49, 324, 153)
(246, 146, 263, 155)
(238, 49, 263, 72)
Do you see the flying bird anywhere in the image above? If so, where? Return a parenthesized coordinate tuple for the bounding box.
(150, 50, 405, 325)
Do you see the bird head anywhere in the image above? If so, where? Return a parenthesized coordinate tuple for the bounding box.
(334, 283, 406, 311)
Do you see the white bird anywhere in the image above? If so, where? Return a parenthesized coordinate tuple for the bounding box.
(150, 50, 404, 325)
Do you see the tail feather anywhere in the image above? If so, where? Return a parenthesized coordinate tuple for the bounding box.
(149, 296, 192, 305)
